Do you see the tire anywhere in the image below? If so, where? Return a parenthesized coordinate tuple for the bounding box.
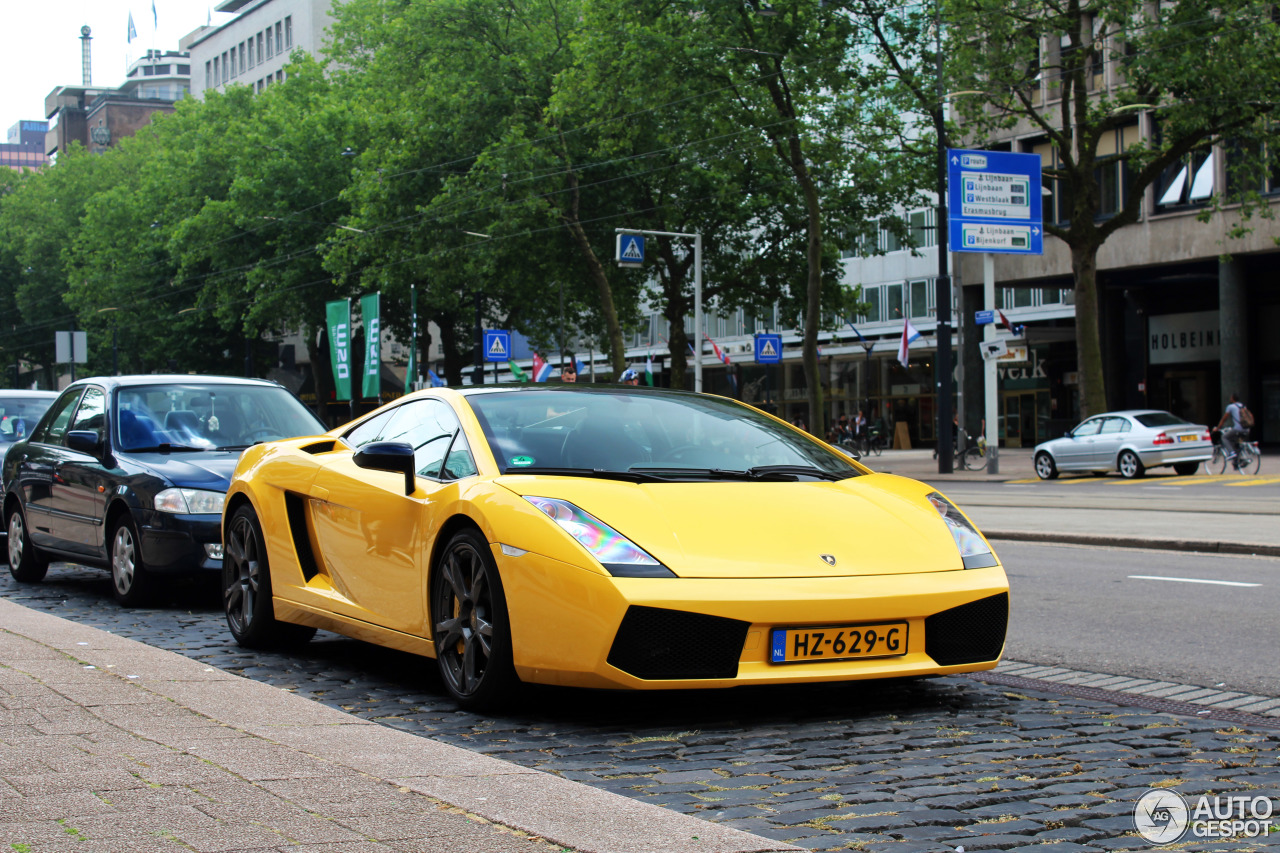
(1212, 446, 1228, 474)
(1034, 452, 1058, 480)
(1173, 462, 1200, 476)
(6, 504, 48, 583)
(223, 504, 315, 648)
(963, 446, 987, 472)
(1118, 450, 1145, 479)
(431, 528, 517, 709)
(109, 514, 153, 607)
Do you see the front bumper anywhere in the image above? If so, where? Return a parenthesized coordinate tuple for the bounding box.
(137, 510, 223, 573)
(497, 547, 1009, 690)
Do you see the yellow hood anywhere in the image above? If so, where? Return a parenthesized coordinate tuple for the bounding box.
(495, 472, 967, 579)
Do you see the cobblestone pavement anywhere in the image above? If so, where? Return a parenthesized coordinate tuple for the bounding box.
(4, 567, 1279, 853)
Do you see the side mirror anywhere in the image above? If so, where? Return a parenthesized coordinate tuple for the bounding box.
(66, 429, 102, 456)
(354, 441, 416, 495)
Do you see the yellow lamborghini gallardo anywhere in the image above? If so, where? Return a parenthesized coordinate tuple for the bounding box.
(222, 385, 1008, 708)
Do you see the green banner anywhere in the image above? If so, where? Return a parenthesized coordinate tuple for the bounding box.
(326, 299, 352, 402)
(361, 293, 380, 399)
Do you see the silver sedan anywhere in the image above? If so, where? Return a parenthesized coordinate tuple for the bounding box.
(1033, 410, 1213, 479)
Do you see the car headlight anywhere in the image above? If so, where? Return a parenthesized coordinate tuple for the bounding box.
(154, 487, 226, 515)
(926, 492, 999, 569)
(524, 496, 674, 577)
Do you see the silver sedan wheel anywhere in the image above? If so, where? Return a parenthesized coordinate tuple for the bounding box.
(8, 512, 25, 566)
(1034, 452, 1057, 480)
(1118, 450, 1144, 479)
(111, 522, 138, 596)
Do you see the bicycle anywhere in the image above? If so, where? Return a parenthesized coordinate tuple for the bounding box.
(1211, 434, 1261, 474)
(932, 430, 987, 471)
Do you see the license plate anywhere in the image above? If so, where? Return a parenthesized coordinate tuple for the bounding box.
(770, 622, 908, 663)
(1178, 434, 1199, 442)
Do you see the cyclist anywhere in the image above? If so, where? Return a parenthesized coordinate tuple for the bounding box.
(1215, 392, 1249, 469)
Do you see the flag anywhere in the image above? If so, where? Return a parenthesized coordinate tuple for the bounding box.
(325, 300, 352, 401)
(427, 368, 446, 387)
(643, 352, 655, 386)
(531, 352, 552, 382)
(405, 284, 417, 392)
(127, 12, 137, 42)
(360, 293, 380, 399)
(152, 0, 158, 28)
(997, 310, 1024, 336)
(576, 358, 587, 376)
(508, 360, 528, 382)
(897, 318, 922, 368)
(704, 333, 731, 365)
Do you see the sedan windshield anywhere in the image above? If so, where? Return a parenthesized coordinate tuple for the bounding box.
(468, 389, 860, 480)
(115, 384, 324, 452)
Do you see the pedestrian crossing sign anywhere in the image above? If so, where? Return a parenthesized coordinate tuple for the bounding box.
(484, 329, 512, 362)
(616, 233, 645, 268)
(755, 333, 782, 364)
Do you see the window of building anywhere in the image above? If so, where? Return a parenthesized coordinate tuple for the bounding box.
(883, 223, 902, 253)
(909, 279, 932, 318)
(239, 42, 246, 74)
(277, 69, 284, 83)
(263, 31, 271, 60)
(1225, 138, 1280, 198)
(861, 287, 882, 323)
(178, 64, 190, 74)
(285, 16, 293, 49)
(908, 209, 934, 248)
(221, 51, 229, 83)
(205, 61, 212, 89)
(247, 37, 254, 67)
(886, 283, 903, 321)
(213, 56, 220, 86)
(276, 22, 284, 55)
(229, 46, 237, 78)
(1155, 151, 1213, 210)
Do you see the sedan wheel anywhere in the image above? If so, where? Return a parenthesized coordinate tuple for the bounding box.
(1034, 452, 1058, 480)
(6, 505, 48, 583)
(110, 515, 152, 607)
(223, 504, 315, 648)
(431, 528, 517, 709)
(1118, 450, 1145, 479)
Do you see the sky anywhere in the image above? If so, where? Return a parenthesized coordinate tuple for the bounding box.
(1, 1, 233, 133)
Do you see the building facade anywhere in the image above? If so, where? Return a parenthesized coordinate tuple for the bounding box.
(1, 121, 49, 172)
(184, 0, 335, 99)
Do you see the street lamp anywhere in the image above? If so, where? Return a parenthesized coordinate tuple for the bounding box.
(97, 307, 119, 375)
(464, 231, 491, 385)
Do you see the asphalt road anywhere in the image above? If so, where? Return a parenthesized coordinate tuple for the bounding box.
(1001, 540, 1280, 696)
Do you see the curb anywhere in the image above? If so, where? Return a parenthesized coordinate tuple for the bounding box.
(984, 528, 1280, 558)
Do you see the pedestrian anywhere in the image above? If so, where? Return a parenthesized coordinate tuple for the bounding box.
(620, 368, 640, 386)
(561, 363, 577, 383)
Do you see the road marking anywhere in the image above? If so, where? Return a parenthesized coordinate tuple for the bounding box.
(1224, 476, 1280, 487)
(1129, 575, 1260, 587)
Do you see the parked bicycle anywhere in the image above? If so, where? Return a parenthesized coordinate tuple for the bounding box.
(1210, 433, 1261, 474)
(932, 429, 987, 471)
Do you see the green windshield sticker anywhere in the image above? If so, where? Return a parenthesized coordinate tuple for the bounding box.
(510, 455, 535, 467)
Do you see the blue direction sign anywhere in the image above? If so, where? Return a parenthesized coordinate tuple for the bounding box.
(975, 310, 995, 325)
(948, 149, 1044, 255)
(483, 329, 512, 362)
(616, 232, 645, 268)
(754, 333, 782, 364)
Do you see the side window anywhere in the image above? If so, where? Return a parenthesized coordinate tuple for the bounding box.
(379, 399, 461, 480)
(343, 408, 395, 449)
(442, 430, 477, 481)
(1073, 418, 1103, 437)
(68, 388, 107, 441)
(1099, 417, 1125, 434)
(30, 390, 82, 445)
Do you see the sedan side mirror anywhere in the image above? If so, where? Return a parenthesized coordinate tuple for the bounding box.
(66, 429, 103, 456)
(353, 441, 416, 495)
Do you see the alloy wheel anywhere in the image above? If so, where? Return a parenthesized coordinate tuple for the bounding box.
(224, 512, 261, 636)
(434, 540, 497, 698)
(8, 512, 24, 567)
(112, 524, 137, 596)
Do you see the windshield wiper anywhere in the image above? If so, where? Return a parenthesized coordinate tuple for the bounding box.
(747, 465, 857, 481)
(630, 465, 855, 482)
(127, 443, 207, 453)
(501, 466, 670, 483)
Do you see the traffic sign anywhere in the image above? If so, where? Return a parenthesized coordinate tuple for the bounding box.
(754, 333, 782, 364)
(483, 329, 512, 362)
(948, 148, 1044, 255)
(616, 232, 645, 268)
(975, 310, 995, 325)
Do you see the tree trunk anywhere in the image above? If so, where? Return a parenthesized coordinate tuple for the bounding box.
(306, 327, 333, 426)
(560, 169, 627, 376)
(1070, 242, 1107, 418)
(668, 318, 690, 390)
(439, 315, 467, 386)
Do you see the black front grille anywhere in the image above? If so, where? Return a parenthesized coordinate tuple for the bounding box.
(607, 606, 750, 680)
(925, 593, 1008, 666)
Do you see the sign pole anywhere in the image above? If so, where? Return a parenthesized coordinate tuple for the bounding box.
(983, 253, 999, 474)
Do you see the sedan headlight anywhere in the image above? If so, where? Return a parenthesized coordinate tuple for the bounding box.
(154, 488, 226, 515)
(524, 496, 674, 577)
(926, 492, 999, 569)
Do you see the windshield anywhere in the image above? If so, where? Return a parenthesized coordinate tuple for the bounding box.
(0, 395, 58, 442)
(115, 383, 324, 452)
(468, 389, 860, 479)
(1134, 412, 1192, 428)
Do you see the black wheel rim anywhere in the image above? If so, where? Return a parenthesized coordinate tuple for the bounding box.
(224, 514, 261, 635)
(433, 541, 495, 698)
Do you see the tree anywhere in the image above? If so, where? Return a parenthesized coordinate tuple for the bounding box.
(944, 0, 1280, 415)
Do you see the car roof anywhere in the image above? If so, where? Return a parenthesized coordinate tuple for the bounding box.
(454, 383, 700, 399)
(0, 389, 59, 399)
(1086, 409, 1174, 418)
(63, 374, 283, 392)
